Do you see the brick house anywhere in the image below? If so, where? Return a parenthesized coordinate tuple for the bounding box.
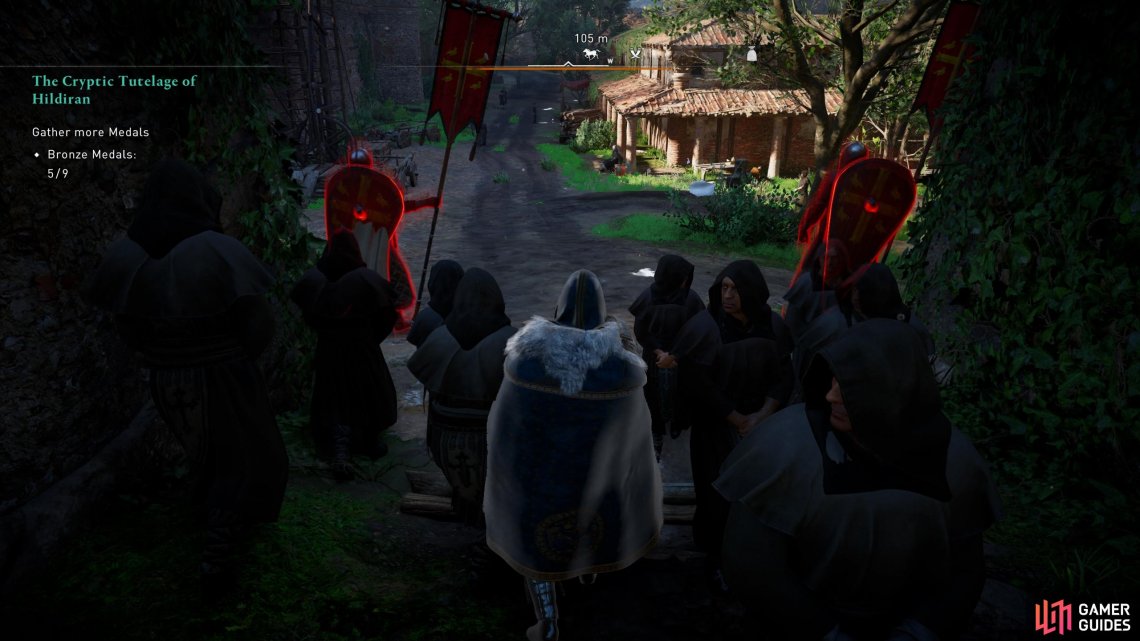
(597, 19, 840, 177)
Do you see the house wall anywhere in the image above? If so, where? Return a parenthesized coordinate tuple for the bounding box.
(666, 117, 694, 166)
(731, 116, 772, 171)
(641, 113, 816, 176)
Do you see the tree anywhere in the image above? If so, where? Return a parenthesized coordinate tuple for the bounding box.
(647, 0, 948, 171)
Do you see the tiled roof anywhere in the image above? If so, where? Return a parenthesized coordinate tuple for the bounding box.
(596, 75, 671, 113)
(598, 74, 842, 117)
(643, 18, 754, 48)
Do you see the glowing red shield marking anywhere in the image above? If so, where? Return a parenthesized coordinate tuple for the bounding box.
(820, 158, 917, 285)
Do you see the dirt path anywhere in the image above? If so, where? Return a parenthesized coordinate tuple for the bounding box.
(396, 78, 795, 327)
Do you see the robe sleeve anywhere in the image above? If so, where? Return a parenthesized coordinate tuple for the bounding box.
(684, 361, 736, 421)
(229, 295, 275, 359)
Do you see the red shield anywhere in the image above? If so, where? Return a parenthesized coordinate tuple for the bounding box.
(324, 163, 416, 330)
(821, 158, 917, 286)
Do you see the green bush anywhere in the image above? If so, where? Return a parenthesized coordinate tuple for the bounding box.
(896, 1, 1140, 597)
(571, 119, 615, 153)
(666, 181, 800, 247)
(492, 171, 510, 183)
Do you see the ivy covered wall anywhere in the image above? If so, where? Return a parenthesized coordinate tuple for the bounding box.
(899, 2, 1140, 596)
(0, 0, 312, 518)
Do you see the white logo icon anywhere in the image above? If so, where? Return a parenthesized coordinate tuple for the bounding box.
(630, 49, 642, 60)
(582, 48, 599, 60)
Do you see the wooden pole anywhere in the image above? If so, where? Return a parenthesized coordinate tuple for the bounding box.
(415, 142, 455, 316)
(415, 2, 478, 316)
(913, 130, 934, 182)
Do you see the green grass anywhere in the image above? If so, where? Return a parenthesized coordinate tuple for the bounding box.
(493, 143, 506, 152)
(3, 414, 516, 641)
(424, 124, 477, 148)
(536, 143, 699, 192)
(349, 98, 428, 135)
(508, 114, 520, 125)
(593, 213, 803, 270)
(492, 171, 510, 183)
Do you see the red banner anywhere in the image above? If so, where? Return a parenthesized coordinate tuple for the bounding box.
(913, 1, 982, 133)
(427, 1, 506, 142)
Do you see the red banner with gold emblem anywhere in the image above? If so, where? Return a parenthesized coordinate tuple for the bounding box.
(427, 1, 507, 143)
(913, 0, 982, 133)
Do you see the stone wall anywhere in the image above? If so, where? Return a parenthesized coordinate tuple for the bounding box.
(339, 0, 424, 106)
(0, 2, 157, 520)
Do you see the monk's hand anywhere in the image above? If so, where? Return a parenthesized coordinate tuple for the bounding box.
(728, 411, 751, 436)
(740, 412, 768, 436)
(656, 351, 677, 369)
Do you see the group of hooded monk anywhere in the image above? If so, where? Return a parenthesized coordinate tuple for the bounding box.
(90, 159, 1000, 640)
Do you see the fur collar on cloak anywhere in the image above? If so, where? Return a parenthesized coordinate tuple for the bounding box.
(505, 316, 646, 396)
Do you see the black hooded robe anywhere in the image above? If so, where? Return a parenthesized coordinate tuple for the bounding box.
(673, 260, 794, 565)
(715, 319, 1002, 640)
(628, 255, 705, 443)
(292, 230, 399, 460)
(406, 259, 464, 347)
(793, 263, 936, 394)
(88, 159, 288, 569)
(407, 268, 516, 525)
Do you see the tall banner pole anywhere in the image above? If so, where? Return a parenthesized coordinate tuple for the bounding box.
(911, 0, 982, 181)
(416, 4, 477, 317)
(414, 1, 516, 316)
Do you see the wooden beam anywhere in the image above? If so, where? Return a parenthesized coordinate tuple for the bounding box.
(406, 469, 452, 497)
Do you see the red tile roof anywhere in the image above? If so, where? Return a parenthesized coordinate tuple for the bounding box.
(643, 18, 763, 48)
(598, 74, 842, 117)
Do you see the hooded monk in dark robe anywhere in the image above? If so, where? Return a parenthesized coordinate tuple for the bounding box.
(671, 259, 794, 588)
(628, 254, 705, 459)
(485, 270, 662, 641)
(716, 319, 1002, 640)
(88, 159, 288, 591)
(292, 229, 398, 479)
(407, 267, 515, 525)
(794, 263, 936, 394)
(406, 259, 464, 347)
